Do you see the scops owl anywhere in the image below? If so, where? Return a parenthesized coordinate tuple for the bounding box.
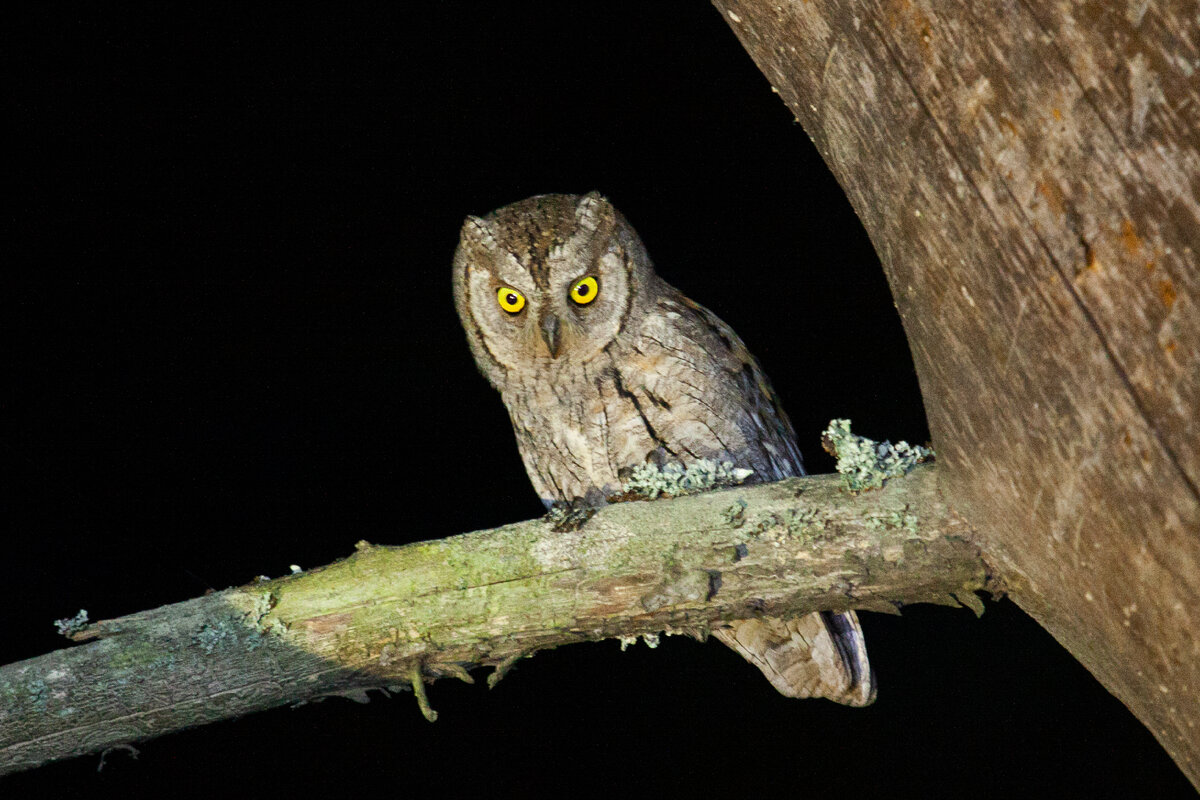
(453, 192, 874, 705)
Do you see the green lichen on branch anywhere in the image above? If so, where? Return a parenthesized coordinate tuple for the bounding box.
(620, 459, 754, 500)
(0, 465, 986, 776)
(821, 419, 934, 492)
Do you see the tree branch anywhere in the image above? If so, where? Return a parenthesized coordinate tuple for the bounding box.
(0, 465, 983, 776)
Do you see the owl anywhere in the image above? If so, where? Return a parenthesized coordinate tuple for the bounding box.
(453, 192, 874, 705)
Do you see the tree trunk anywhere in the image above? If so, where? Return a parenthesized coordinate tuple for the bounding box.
(0, 466, 984, 776)
(711, 0, 1199, 787)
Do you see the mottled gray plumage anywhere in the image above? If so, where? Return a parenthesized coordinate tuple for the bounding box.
(453, 192, 874, 705)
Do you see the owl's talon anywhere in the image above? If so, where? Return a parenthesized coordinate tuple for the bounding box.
(543, 503, 595, 532)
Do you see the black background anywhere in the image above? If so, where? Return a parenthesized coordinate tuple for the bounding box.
(9, 4, 1192, 797)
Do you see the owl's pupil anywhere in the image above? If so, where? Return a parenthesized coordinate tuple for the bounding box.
(506, 293, 518, 305)
(576, 283, 590, 297)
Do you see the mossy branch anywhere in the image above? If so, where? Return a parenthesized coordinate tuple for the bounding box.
(0, 464, 984, 776)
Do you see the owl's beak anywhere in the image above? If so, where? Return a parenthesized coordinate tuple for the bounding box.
(539, 312, 562, 358)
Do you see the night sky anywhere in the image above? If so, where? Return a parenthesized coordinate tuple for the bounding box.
(9, 4, 1192, 796)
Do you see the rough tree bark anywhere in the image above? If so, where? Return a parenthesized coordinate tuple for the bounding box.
(0, 467, 985, 776)
(710, 0, 1199, 787)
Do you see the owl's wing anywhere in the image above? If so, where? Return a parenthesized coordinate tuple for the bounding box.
(667, 299, 874, 704)
(712, 611, 875, 706)
(637, 292, 806, 482)
(630, 291, 874, 704)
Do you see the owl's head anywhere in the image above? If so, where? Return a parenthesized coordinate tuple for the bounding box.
(453, 192, 656, 384)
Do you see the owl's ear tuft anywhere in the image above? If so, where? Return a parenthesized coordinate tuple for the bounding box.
(575, 191, 613, 233)
(460, 215, 498, 249)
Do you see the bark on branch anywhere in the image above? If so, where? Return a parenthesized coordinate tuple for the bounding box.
(0, 465, 983, 776)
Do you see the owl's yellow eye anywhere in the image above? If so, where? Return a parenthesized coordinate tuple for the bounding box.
(496, 287, 526, 314)
(570, 276, 599, 305)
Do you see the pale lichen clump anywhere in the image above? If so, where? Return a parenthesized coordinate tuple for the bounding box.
(54, 609, 90, 638)
(622, 459, 754, 500)
(246, 591, 287, 636)
(821, 418, 934, 492)
(617, 633, 661, 651)
(194, 622, 235, 654)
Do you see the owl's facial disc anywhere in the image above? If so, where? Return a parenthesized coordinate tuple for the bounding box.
(455, 193, 642, 375)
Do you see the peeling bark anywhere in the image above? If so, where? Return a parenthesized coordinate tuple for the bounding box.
(0, 467, 983, 776)
(711, 0, 1199, 787)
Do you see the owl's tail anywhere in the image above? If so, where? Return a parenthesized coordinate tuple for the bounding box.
(712, 611, 875, 706)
